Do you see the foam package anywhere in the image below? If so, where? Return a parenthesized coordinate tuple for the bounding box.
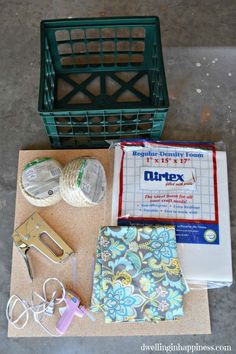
(111, 141, 233, 289)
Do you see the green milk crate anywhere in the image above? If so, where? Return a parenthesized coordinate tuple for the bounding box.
(38, 16, 169, 148)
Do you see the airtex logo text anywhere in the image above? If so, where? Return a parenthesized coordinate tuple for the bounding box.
(144, 171, 184, 182)
(140, 167, 196, 191)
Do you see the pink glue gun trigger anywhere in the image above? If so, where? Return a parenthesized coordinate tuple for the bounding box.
(56, 289, 90, 335)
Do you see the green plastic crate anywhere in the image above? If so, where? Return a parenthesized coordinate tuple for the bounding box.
(38, 16, 169, 148)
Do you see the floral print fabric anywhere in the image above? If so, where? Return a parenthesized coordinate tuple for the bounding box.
(91, 226, 189, 323)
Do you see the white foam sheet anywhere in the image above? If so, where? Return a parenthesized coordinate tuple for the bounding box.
(112, 146, 233, 287)
(177, 151, 232, 285)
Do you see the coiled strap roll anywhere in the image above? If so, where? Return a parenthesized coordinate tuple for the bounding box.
(60, 158, 106, 208)
(19, 157, 62, 207)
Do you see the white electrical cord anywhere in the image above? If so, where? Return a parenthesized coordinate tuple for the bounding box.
(6, 278, 66, 337)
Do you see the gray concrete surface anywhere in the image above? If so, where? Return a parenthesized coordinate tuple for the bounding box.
(0, 0, 235, 353)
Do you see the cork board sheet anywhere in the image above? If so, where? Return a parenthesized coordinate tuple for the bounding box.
(8, 150, 211, 337)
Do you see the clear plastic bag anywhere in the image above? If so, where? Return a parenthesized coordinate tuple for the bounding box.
(110, 140, 233, 289)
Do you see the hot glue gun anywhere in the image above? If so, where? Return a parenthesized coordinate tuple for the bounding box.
(56, 289, 94, 335)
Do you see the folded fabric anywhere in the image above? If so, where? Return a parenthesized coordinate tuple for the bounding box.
(91, 226, 189, 323)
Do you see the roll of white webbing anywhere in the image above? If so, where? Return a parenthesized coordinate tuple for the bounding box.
(60, 158, 106, 208)
(19, 157, 62, 207)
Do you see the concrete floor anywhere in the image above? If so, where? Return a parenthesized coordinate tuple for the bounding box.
(0, 0, 235, 353)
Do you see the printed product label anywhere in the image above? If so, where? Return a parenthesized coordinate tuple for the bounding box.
(22, 158, 61, 199)
(118, 142, 219, 245)
(77, 159, 106, 203)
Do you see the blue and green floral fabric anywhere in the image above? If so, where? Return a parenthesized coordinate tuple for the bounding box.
(91, 226, 189, 323)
